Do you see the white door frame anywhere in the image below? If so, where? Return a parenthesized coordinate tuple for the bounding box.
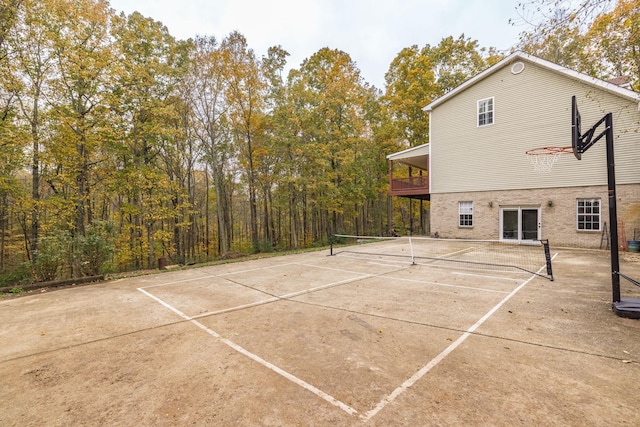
(499, 206, 541, 243)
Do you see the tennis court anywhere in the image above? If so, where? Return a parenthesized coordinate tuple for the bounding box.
(1, 238, 639, 425)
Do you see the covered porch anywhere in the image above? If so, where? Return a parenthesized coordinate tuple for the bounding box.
(387, 143, 430, 199)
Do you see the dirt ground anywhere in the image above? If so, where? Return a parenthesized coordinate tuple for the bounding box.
(1, 244, 639, 426)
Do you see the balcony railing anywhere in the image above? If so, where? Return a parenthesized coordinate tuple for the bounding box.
(389, 176, 429, 197)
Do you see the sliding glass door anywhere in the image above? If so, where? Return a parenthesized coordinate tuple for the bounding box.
(500, 207, 540, 242)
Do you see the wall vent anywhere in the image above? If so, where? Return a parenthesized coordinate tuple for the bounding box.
(511, 61, 525, 75)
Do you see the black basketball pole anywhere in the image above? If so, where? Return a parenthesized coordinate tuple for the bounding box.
(573, 95, 639, 318)
(604, 112, 621, 303)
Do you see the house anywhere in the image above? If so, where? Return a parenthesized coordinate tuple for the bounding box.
(387, 52, 640, 248)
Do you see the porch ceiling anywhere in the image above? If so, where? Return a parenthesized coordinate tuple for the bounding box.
(386, 143, 429, 170)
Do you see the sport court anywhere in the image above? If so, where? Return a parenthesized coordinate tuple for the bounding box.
(1, 238, 639, 425)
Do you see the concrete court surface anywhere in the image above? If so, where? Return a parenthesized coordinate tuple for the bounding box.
(0, 243, 639, 426)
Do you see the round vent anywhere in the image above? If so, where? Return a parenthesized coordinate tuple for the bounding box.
(511, 61, 525, 75)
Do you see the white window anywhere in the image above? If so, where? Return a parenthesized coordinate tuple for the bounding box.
(478, 97, 494, 126)
(577, 199, 601, 231)
(459, 201, 473, 227)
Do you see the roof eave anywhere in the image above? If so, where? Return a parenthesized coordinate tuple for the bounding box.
(386, 143, 430, 161)
(423, 51, 640, 112)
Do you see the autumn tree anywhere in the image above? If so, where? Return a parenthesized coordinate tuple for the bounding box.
(429, 35, 494, 94)
(384, 45, 435, 147)
(6, 0, 59, 260)
(0, 0, 21, 60)
(110, 11, 189, 268)
(516, 0, 639, 88)
(46, 0, 113, 234)
(256, 45, 289, 248)
(0, 58, 23, 270)
(287, 48, 377, 237)
(587, 0, 640, 89)
(221, 31, 268, 252)
(183, 35, 234, 255)
(384, 36, 497, 149)
(513, 0, 615, 39)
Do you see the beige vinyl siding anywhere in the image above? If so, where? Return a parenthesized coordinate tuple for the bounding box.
(430, 60, 640, 194)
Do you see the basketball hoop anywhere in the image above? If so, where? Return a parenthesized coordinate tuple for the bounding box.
(525, 146, 573, 173)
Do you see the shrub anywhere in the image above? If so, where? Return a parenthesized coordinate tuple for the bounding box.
(32, 231, 70, 282)
(0, 262, 32, 288)
(75, 221, 115, 276)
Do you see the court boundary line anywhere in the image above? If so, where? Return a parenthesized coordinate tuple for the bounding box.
(139, 262, 301, 290)
(137, 286, 358, 416)
(360, 253, 558, 422)
(140, 262, 396, 320)
(452, 271, 526, 282)
(191, 273, 386, 319)
(385, 276, 512, 294)
(137, 253, 557, 422)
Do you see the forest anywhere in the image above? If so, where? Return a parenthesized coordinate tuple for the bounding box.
(0, 0, 637, 285)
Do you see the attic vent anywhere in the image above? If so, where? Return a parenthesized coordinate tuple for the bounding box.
(511, 61, 525, 75)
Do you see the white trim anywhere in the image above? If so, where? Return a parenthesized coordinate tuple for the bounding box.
(458, 201, 473, 227)
(499, 206, 541, 242)
(386, 143, 430, 160)
(477, 96, 494, 127)
(428, 111, 432, 192)
(423, 51, 640, 112)
(576, 198, 602, 232)
(511, 61, 525, 74)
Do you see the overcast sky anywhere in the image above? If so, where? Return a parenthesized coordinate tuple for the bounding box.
(108, 0, 526, 89)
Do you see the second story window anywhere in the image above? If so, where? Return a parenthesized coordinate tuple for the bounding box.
(478, 97, 494, 126)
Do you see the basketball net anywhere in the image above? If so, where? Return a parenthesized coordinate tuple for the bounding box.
(525, 146, 573, 174)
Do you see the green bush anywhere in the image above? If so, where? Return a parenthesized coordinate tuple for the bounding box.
(256, 240, 275, 254)
(0, 262, 32, 288)
(75, 221, 115, 276)
(32, 232, 69, 282)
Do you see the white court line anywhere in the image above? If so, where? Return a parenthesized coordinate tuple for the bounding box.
(388, 276, 510, 294)
(143, 260, 386, 321)
(295, 262, 394, 275)
(336, 253, 414, 266)
(191, 274, 380, 319)
(452, 271, 525, 282)
(139, 253, 557, 422)
(139, 263, 299, 289)
(216, 263, 299, 277)
(360, 253, 558, 422)
(140, 274, 218, 289)
(137, 287, 358, 416)
(366, 261, 408, 268)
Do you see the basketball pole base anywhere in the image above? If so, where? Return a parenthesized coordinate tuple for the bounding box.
(612, 298, 640, 319)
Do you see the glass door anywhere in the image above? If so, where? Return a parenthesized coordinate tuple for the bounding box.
(521, 209, 539, 241)
(502, 209, 519, 240)
(501, 207, 540, 242)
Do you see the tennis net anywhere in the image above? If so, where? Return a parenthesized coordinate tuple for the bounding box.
(330, 234, 554, 281)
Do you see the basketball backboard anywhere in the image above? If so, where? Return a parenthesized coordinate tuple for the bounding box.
(571, 95, 582, 160)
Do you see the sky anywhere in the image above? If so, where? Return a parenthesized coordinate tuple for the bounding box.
(108, 0, 527, 89)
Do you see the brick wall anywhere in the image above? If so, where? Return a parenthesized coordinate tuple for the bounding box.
(429, 183, 640, 249)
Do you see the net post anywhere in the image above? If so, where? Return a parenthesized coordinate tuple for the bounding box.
(330, 234, 334, 256)
(409, 237, 416, 265)
(541, 239, 553, 281)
